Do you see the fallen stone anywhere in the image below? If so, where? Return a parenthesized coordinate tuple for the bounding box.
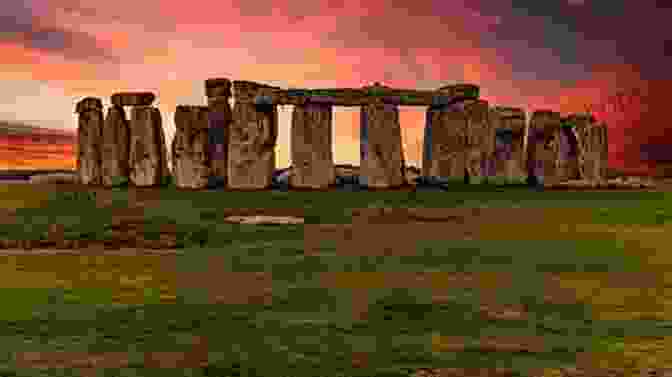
(224, 215, 304, 225)
(228, 102, 277, 189)
(291, 103, 335, 188)
(75, 97, 104, 185)
(29, 172, 79, 185)
(111, 92, 156, 107)
(172, 105, 211, 189)
(360, 103, 406, 188)
(101, 105, 131, 187)
(129, 106, 169, 186)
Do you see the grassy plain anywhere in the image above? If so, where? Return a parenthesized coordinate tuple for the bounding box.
(0, 182, 671, 376)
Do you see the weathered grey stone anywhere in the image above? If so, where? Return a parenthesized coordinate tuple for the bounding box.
(228, 102, 277, 189)
(422, 102, 469, 182)
(205, 78, 232, 98)
(172, 105, 211, 189)
(526, 110, 562, 185)
(29, 172, 79, 185)
(206, 98, 232, 185)
(556, 114, 589, 181)
(360, 103, 406, 188)
(576, 120, 609, 181)
(111, 92, 156, 107)
(491, 106, 526, 183)
(464, 99, 493, 184)
(437, 84, 480, 101)
(75, 97, 103, 114)
(129, 106, 168, 186)
(101, 105, 130, 187)
(290, 103, 335, 188)
(75, 97, 103, 185)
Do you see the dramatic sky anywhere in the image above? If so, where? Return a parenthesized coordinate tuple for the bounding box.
(1, 0, 670, 172)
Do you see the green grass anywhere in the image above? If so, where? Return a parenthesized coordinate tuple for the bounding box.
(1, 186, 672, 375)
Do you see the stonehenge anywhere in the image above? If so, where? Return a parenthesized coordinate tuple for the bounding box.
(101, 105, 130, 187)
(291, 102, 335, 188)
(75, 79, 610, 190)
(75, 97, 104, 185)
(205, 78, 232, 187)
(172, 106, 211, 189)
(128, 106, 169, 186)
(489, 107, 526, 183)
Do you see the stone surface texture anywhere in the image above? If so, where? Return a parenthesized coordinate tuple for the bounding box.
(526, 110, 562, 185)
(205, 78, 232, 98)
(129, 106, 169, 186)
(172, 105, 211, 189)
(290, 103, 335, 188)
(360, 103, 406, 188)
(111, 92, 156, 107)
(423, 101, 469, 181)
(464, 99, 493, 183)
(206, 79, 233, 185)
(101, 106, 130, 186)
(576, 119, 609, 181)
(492, 106, 527, 182)
(228, 101, 278, 189)
(75, 97, 103, 185)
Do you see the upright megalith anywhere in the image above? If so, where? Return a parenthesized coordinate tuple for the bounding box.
(491, 106, 526, 183)
(463, 99, 493, 184)
(101, 105, 130, 186)
(422, 85, 480, 183)
(526, 110, 562, 185)
(556, 114, 587, 181)
(129, 106, 169, 186)
(75, 97, 103, 185)
(229, 80, 278, 189)
(111, 92, 156, 107)
(205, 78, 233, 187)
(291, 102, 335, 188)
(172, 105, 211, 189)
(360, 101, 406, 188)
(574, 116, 609, 181)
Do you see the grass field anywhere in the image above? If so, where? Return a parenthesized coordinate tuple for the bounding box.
(0, 183, 671, 376)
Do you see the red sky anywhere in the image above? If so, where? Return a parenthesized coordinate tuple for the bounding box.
(1, 0, 670, 173)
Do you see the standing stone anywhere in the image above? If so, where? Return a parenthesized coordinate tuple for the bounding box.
(291, 103, 335, 188)
(75, 97, 103, 185)
(526, 110, 562, 186)
(360, 102, 405, 188)
(172, 105, 211, 189)
(491, 107, 527, 183)
(129, 106, 168, 186)
(464, 99, 493, 184)
(101, 105, 130, 186)
(557, 114, 588, 181)
(228, 101, 277, 189)
(598, 122, 609, 180)
(205, 78, 232, 187)
(423, 101, 469, 183)
(577, 119, 609, 181)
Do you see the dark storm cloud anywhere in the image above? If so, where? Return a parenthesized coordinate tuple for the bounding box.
(0, 0, 121, 63)
(471, 0, 672, 81)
